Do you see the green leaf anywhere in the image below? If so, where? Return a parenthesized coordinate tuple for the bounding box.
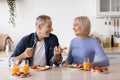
(7, 0, 17, 27)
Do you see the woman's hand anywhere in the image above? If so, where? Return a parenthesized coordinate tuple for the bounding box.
(61, 61, 69, 67)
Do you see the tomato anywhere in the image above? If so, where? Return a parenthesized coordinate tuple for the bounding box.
(31, 66, 38, 69)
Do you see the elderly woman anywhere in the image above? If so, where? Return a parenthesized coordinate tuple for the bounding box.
(62, 16, 109, 67)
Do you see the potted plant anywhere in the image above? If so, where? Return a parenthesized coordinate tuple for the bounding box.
(7, 0, 17, 27)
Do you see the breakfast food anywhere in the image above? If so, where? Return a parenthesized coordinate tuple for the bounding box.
(90, 64, 95, 72)
(101, 66, 108, 74)
(38, 65, 46, 68)
(94, 66, 102, 73)
(68, 64, 83, 70)
(12, 71, 30, 78)
(31, 65, 45, 69)
(31, 66, 38, 69)
(91, 65, 108, 74)
(30, 65, 51, 71)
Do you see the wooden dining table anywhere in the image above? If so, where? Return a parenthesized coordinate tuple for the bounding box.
(0, 64, 120, 80)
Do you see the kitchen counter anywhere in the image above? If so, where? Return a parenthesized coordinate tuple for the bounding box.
(0, 64, 120, 80)
(0, 47, 120, 57)
(62, 47, 120, 56)
(103, 47, 120, 54)
(0, 51, 12, 57)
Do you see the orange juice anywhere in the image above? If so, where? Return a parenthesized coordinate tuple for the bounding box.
(11, 66, 19, 73)
(23, 64, 29, 73)
(83, 62, 90, 71)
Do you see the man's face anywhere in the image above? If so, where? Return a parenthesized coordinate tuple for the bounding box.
(37, 19, 53, 38)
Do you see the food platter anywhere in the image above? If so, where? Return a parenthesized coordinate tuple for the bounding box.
(91, 65, 109, 74)
(68, 64, 84, 70)
(11, 72, 31, 78)
(67, 64, 109, 74)
(31, 65, 51, 71)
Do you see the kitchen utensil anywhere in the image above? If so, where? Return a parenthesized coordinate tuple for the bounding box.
(117, 18, 119, 35)
(114, 18, 117, 35)
(25, 38, 38, 65)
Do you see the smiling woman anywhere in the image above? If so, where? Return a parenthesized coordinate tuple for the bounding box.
(62, 16, 109, 67)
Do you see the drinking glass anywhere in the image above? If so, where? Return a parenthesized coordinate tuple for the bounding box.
(83, 57, 90, 71)
(11, 59, 19, 73)
(23, 60, 29, 73)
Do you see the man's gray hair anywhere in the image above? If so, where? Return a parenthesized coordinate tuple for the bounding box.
(35, 15, 51, 26)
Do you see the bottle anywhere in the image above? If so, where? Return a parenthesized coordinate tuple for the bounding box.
(105, 36, 111, 48)
(111, 35, 114, 47)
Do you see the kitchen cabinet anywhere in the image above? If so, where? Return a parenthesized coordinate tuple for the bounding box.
(0, 51, 25, 67)
(0, 56, 25, 67)
(107, 54, 120, 63)
(97, 0, 120, 17)
(0, 51, 11, 67)
(63, 54, 120, 64)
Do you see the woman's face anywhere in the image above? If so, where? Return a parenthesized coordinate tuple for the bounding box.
(73, 19, 81, 36)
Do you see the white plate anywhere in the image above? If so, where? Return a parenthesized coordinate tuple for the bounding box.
(67, 64, 84, 70)
(37, 66, 51, 71)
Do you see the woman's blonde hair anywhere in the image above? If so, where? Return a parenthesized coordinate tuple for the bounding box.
(75, 16, 91, 36)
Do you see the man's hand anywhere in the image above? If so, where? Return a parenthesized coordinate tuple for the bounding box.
(13, 48, 34, 65)
(23, 48, 34, 58)
(54, 46, 67, 55)
(54, 46, 67, 62)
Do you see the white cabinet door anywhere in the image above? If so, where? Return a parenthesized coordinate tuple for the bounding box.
(97, 0, 120, 17)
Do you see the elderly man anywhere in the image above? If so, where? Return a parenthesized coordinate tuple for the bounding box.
(9, 15, 66, 66)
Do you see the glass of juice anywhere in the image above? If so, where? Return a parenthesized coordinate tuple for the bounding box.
(83, 57, 90, 71)
(11, 59, 20, 73)
(11, 66, 19, 74)
(23, 60, 29, 73)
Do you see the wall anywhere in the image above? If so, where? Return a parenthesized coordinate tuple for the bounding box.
(0, 0, 114, 47)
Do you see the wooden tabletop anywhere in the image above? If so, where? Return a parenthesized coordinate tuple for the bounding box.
(0, 64, 120, 80)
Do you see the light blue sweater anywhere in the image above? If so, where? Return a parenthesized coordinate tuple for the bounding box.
(66, 37, 109, 66)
